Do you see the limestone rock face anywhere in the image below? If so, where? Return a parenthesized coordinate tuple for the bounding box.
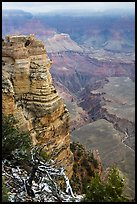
(2, 34, 74, 178)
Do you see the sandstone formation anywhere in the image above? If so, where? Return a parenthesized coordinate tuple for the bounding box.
(2, 34, 74, 179)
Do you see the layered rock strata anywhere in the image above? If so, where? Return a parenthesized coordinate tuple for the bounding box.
(2, 34, 74, 178)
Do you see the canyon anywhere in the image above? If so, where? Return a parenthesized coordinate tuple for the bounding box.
(2, 9, 135, 199)
(72, 77, 135, 197)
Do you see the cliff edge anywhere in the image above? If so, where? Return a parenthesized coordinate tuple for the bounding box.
(2, 34, 74, 178)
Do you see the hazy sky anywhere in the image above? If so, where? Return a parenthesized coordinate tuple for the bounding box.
(2, 2, 135, 13)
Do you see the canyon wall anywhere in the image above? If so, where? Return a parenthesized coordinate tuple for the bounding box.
(2, 34, 74, 179)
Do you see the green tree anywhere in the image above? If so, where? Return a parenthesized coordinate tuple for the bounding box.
(83, 166, 129, 202)
(105, 167, 127, 202)
(2, 114, 32, 164)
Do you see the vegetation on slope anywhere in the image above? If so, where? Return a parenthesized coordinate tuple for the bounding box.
(2, 114, 32, 166)
(2, 114, 76, 202)
(70, 141, 100, 194)
(2, 114, 130, 202)
(83, 167, 129, 202)
(70, 141, 130, 202)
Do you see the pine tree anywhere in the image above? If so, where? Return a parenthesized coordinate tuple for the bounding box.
(83, 166, 129, 202)
(2, 114, 32, 164)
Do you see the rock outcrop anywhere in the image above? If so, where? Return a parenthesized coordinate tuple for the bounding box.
(44, 33, 83, 53)
(2, 34, 74, 179)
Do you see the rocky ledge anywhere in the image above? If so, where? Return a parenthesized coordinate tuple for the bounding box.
(2, 34, 74, 179)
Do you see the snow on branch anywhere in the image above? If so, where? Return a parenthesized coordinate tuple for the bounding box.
(2, 143, 82, 202)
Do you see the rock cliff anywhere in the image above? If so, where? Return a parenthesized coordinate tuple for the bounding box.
(2, 34, 74, 179)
